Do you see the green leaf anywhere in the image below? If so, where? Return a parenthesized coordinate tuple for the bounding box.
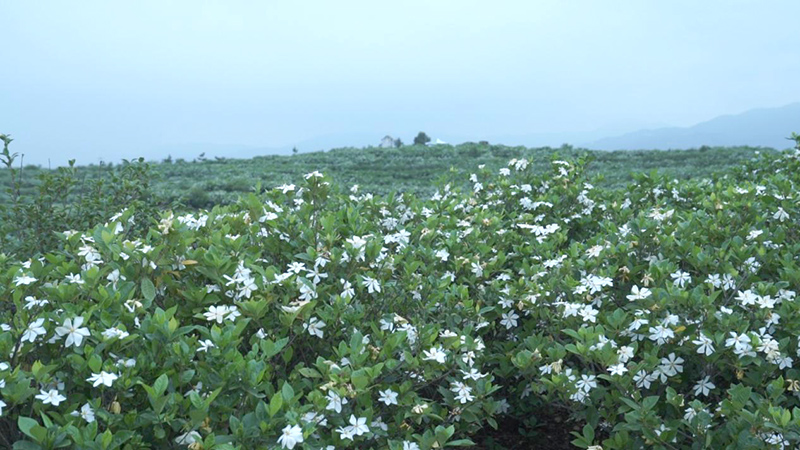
(141, 278, 156, 302)
(351, 369, 369, 390)
(268, 393, 283, 417)
(281, 382, 295, 403)
(446, 439, 476, 447)
(17, 417, 39, 440)
(153, 373, 169, 397)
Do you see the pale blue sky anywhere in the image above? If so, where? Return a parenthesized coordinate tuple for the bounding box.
(2, 1, 799, 165)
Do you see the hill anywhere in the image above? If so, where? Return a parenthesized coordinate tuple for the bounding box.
(586, 103, 800, 150)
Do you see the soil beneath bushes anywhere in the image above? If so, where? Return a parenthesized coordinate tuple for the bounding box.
(475, 408, 580, 449)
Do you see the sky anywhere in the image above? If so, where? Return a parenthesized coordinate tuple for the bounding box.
(2, 0, 799, 165)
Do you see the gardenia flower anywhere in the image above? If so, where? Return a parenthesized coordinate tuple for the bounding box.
(55, 317, 91, 348)
(35, 389, 66, 406)
(671, 270, 691, 288)
(461, 368, 488, 380)
(422, 346, 447, 364)
(197, 339, 215, 352)
(378, 389, 398, 405)
(608, 363, 628, 376)
(648, 325, 675, 345)
(303, 317, 325, 338)
(174, 431, 201, 445)
(14, 274, 37, 286)
(362, 276, 381, 293)
(325, 391, 347, 413)
(693, 376, 715, 397)
(451, 381, 475, 404)
(657, 353, 684, 381)
(692, 334, 715, 356)
(204, 305, 239, 323)
(627, 286, 652, 301)
(70, 403, 95, 423)
(23, 296, 49, 310)
(726, 332, 754, 356)
(277, 424, 303, 449)
(575, 374, 597, 393)
(500, 311, 519, 329)
(87, 371, 119, 387)
(102, 327, 130, 340)
(403, 441, 421, 450)
(349, 415, 369, 436)
(22, 318, 46, 343)
(65, 273, 84, 285)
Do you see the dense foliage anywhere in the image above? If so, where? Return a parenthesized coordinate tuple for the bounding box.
(0, 142, 778, 207)
(1, 136, 800, 449)
(0, 135, 166, 257)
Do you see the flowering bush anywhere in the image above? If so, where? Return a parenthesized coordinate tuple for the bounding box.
(1, 139, 800, 449)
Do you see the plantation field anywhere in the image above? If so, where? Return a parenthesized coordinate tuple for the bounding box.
(2, 136, 800, 449)
(0, 144, 773, 207)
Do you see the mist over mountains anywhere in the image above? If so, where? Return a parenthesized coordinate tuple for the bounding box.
(189, 102, 800, 162)
(583, 103, 800, 151)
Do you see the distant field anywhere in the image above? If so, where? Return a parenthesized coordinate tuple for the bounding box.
(0, 143, 771, 207)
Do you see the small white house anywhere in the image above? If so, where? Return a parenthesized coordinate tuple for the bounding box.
(379, 135, 395, 148)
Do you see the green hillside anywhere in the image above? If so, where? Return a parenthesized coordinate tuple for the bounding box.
(0, 143, 773, 208)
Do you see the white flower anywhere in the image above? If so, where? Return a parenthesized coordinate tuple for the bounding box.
(362, 276, 381, 294)
(378, 389, 398, 405)
(692, 334, 715, 356)
(204, 305, 238, 323)
(450, 381, 474, 404)
(55, 317, 91, 348)
(500, 311, 519, 329)
(102, 327, 130, 340)
(175, 431, 202, 445)
(70, 403, 95, 423)
(87, 371, 119, 387)
(461, 368, 488, 380)
(204, 305, 227, 323)
(35, 389, 66, 406)
(277, 424, 304, 449)
(337, 426, 356, 441)
(14, 274, 37, 286)
(575, 374, 597, 393)
(774, 207, 790, 222)
(303, 317, 326, 338)
(349, 414, 369, 436)
(197, 339, 215, 353)
(66, 273, 84, 285)
(658, 353, 684, 379)
(22, 318, 46, 343)
(693, 376, 715, 397)
(422, 346, 447, 364)
(23, 296, 49, 310)
(325, 391, 347, 413)
(608, 363, 628, 376)
(626, 286, 652, 301)
(617, 346, 634, 363)
(671, 270, 691, 288)
(648, 325, 675, 345)
(634, 370, 655, 389)
(0, 399, 6, 416)
(403, 441, 421, 450)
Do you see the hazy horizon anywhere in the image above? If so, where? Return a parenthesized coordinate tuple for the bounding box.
(2, 0, 800, 165)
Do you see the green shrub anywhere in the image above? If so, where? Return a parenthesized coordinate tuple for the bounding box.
(1, 135, 799, 449)
(0, 135, 163, 258)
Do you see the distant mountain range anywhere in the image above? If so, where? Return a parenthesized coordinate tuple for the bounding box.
(583, 103, 800, 150)
(152, 103, 800, 164)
